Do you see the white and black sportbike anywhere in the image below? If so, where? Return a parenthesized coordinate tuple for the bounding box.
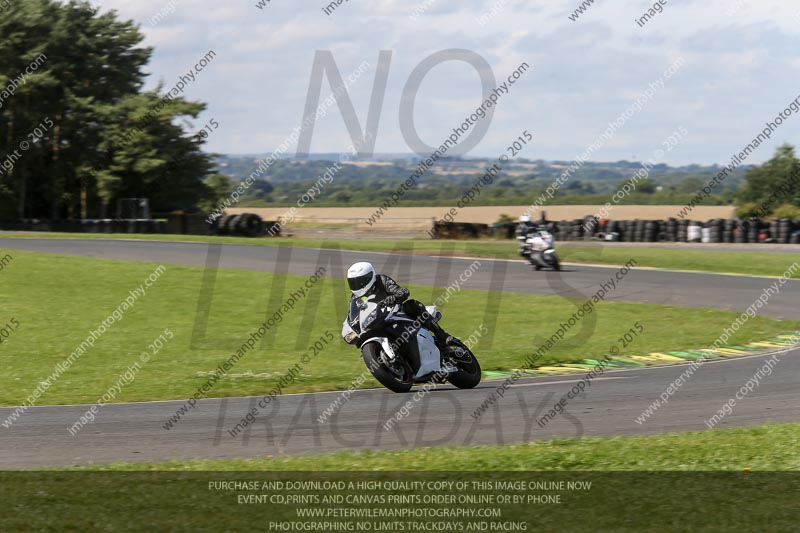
(341, 296, 481, 393)
(518, 229, 561, 271)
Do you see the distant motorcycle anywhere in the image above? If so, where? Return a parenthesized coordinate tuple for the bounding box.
(341, 297, 481, 393)
(518, 229, 561, 271)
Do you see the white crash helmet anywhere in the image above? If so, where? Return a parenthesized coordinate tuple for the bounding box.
(347, 262, 376, 297)
(520, 215, 532, 223)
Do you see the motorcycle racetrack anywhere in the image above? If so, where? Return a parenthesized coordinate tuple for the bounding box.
(1, 237, 799, 469)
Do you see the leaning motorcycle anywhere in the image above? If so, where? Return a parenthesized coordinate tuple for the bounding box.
(518, 229, 561, 271)
(341, 297, 481, 393)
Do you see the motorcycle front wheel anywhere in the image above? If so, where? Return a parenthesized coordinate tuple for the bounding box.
(362, 343, 413, 393)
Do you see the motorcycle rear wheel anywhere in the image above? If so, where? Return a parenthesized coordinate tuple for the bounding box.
(362, 343, 413, 393)
(446, 345, 482, 389)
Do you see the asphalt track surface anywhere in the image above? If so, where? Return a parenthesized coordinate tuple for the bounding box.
(1, 238, 799, 468)
(1, 348, 796, 468)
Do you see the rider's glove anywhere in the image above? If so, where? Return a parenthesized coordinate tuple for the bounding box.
(383, 296, 396, 306)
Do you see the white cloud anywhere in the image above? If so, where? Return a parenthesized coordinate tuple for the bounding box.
(89, 0, 800, 165)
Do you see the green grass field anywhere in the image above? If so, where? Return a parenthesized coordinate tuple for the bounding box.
(4, 231, 800, 277)
(69, 422, 800, 471)
(7, 424, 796, 531)
(1, 249, 796, 406)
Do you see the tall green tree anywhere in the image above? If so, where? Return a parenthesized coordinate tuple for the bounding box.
(735, 144, 800, 218)
(0, 0, 221, 219)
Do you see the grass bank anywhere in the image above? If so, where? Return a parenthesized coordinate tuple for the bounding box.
(72, 422, 800, 471)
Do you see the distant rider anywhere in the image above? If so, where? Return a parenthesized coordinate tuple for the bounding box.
(516, 215, 539, 237)
(345, 262, 455, 348)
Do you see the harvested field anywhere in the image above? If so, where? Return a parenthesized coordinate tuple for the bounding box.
(229, 205, 735, 228)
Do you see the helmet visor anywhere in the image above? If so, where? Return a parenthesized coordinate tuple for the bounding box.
(348, 272, 374, 292)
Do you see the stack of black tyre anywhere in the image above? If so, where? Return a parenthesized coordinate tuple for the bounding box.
(734, 219, 747, 243)
(770, 218, 794, 244)
(607, 220, 623, 240)
(706, 219, 724, 243)
(791, 220, 800, 244)
(214, 213, 266, 237)
(536, 217, 800, 244)
(675, 219, 687, 243)
(642, 220, 659, 242)
(572, 219, 585, 240)
(747, 217, 761, 243)
(631, 220, 641, 242)
(723, 219, 737, 243)
(619, 220, 631, 242)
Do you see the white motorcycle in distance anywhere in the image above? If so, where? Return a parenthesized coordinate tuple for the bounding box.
(341, 296, 481, 393)
(518, 229, 561, 271)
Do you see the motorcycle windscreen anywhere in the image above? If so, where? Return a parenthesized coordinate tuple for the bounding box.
(347, 299, 360, 329)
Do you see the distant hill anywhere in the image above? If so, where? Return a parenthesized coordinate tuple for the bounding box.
(213, 154, 747, 208)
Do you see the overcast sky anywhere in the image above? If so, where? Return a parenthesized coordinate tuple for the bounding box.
(92, 0, 800, 166)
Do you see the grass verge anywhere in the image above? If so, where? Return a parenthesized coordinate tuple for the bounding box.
(4, 425, 799, 530)
(69, 422, 800, 471)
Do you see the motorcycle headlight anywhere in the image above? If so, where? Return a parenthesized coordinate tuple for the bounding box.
(362, 310, 378, 328)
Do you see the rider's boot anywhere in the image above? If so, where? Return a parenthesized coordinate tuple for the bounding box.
(425, 318, 453, 347)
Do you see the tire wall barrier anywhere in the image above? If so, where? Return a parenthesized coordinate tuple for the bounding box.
(211, 213, 273, 237)
(430, 222, 492, 239)
(0, 219, 168, 234)
(0, 213, 277, 238)
(491, 217, 800, 244)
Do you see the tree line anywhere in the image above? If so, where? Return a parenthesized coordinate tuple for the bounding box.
(0, 0, 228, 220)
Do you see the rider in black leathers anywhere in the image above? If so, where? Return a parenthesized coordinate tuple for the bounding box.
(347, 262, 454, 347)
(374, 275, 454, 347)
